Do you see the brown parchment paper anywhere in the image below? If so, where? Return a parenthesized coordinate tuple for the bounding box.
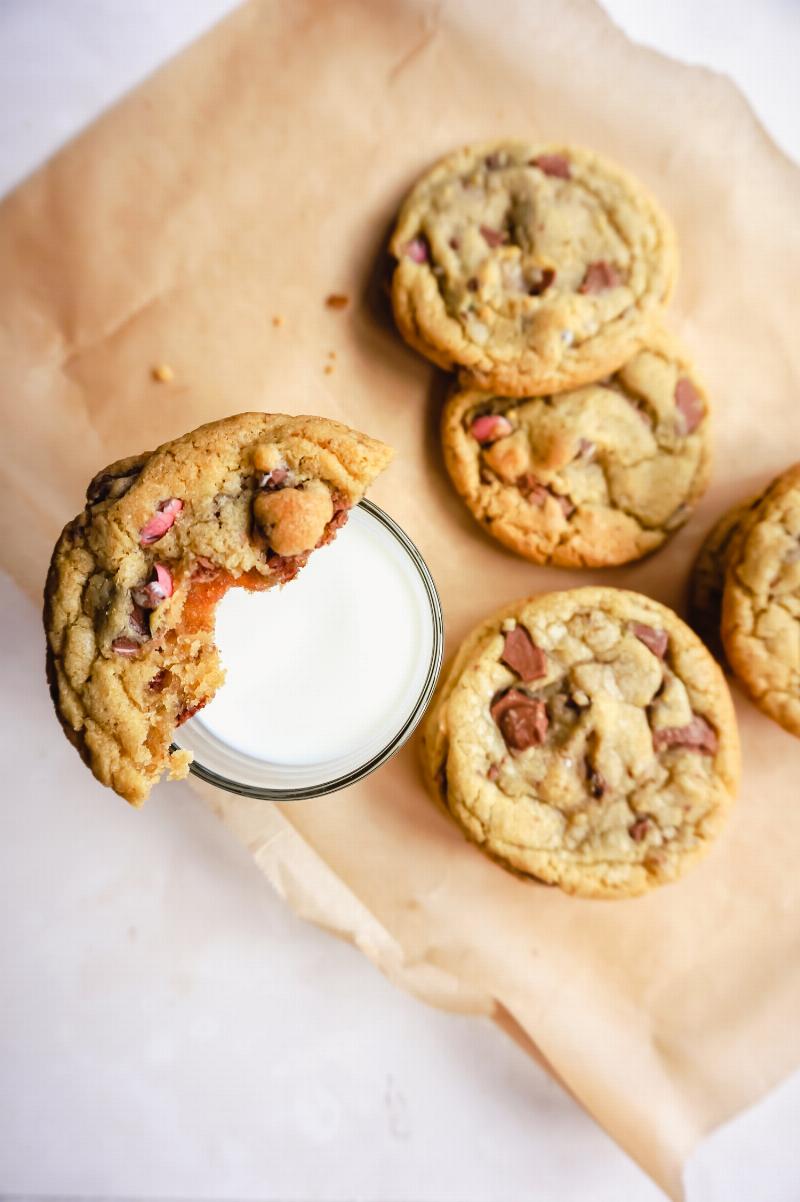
(3, 1, 800, 1195)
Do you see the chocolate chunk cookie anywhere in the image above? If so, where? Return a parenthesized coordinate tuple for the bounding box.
(44, 413, 393, 804)
(422, 589, 739, 898)
(390, 142, 677, 395)
(441, 330, 710, 567)
(697, 464, 800, 738)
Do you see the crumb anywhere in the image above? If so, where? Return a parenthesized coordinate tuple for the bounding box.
(324, 364, 335, 375)
(325, 294, 349, 310)
(272, 315, 284, 327)
(151, 363, 174, 383)
(327, 350, 336, 359)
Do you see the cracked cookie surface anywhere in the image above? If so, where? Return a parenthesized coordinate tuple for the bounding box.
(442, 330, 710, 567)
(421, 588, 739, 898)
(715, 464, 800, 737)
(390, 142, 677, 395)
(44, 413, 393, 804)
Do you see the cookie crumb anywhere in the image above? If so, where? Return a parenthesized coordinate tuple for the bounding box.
(324, 364, 335, 375)
(272, 315, 284, 327)
(151, 363, 174, 383)
(325, 293, 349, 310)
(327, 350, 336, 359)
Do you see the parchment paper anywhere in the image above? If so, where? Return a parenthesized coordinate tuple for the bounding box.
(3, 1, 800, 1196)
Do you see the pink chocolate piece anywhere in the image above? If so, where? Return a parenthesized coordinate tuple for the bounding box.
(487, 762, 501, 782)
(470, 413, 513, 444)
(631, 622, 669, 659)
(480, 225, 507, 248)
(531, 154, 571, 179)
(139, 498, 183, 546)
(403, 237, 428, 263)
(111, 637, 140, 656)
(652, 714, 718, 755)
(133, 562, 175, 609)
(490, 688, 549, 752)
(629, 817, 651, 842)
(501, 625, 547, 682)
(579, 261, 622, 294)
(675, 377, 704, 434)
(516, 473, 549, 505)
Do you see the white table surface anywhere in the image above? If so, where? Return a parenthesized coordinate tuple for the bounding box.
(2, 3, 799, 1199)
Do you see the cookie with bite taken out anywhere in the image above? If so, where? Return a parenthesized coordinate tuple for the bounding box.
(390, 142, 677, 395)
(422, 588, 739, 898)
(44, 413, 393, 805)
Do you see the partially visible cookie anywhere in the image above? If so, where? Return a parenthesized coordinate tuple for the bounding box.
(689, 497, 758, 661)
(390, 142, 677, 396)
(441, 330, 710, 567)
(422, 588, 739, 898)
(719, 463, 800, 737)
(44, 413, 393, 805)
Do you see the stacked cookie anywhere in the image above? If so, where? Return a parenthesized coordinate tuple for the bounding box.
(390, 142, 739, 896)
(390, 141, 710, 568)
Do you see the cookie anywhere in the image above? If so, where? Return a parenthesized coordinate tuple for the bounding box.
(441, 330, 710, 567)
(390, 142, 677, 396)
(718, 464, 800, 737)
(422, 588, 739, 898)
(688, 497, 758, 661)
(44, 413, 393, 805)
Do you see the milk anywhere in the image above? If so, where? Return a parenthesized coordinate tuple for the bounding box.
(177, 503, 442, 797)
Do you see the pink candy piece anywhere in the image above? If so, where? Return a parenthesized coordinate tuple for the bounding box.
(111, 637, 140, 656)
(133, 562, 174, 609)
(139, 498, 183, 546)
(403, 237, 428, 263)
(470, 414, 513, 444)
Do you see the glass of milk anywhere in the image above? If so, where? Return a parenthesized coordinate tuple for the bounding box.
(173, 500, 444, 799)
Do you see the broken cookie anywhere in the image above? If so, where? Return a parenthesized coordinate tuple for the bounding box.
(44, 413, 393, 804)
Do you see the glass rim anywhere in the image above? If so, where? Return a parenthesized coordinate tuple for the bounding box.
(172, 498, 444, 801)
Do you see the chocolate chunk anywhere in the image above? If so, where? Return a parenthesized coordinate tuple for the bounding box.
(87, 468, 141, 505)
(128, 603, 150, 638)
(629, 817, 651, 842)
(579, 261, 622, 294)
(148, 669, 169, 693)
(528, 267, 556, 296)
(530, 154, 571, 179)
(485, 152, 505, 170)
(501, 625, 547, 682)
(467, 276, 479, 292)
(192, 556, 219, 582)
(325, 293, 349, 310)
(139, 497, 183, 546)
(490, 689, 549, 751)
(480, 225, 507, 248)
(587, 768, 606, 799)
(516, 473, 549, 505)
(675, 377, 704, 434)
(516, 474, 572, 516)
(631, 622, 669, 659)
(449, 236, 461, 250)
(652, 714, 718, 755)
